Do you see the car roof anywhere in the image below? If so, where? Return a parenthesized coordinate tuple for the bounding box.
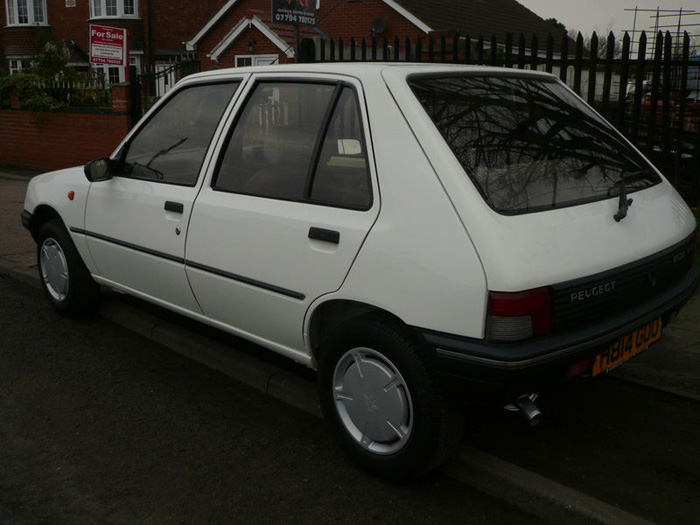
(183, 62, 555, 83)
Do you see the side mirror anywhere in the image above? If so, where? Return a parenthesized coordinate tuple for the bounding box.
(84, 158, 113, 182)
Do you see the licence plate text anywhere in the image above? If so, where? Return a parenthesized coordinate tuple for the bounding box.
(592, 317, 663, 376)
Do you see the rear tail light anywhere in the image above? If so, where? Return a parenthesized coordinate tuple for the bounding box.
(487, 287, 551, 342)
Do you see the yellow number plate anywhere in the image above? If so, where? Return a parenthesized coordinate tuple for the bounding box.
(592, 317, 663, 377)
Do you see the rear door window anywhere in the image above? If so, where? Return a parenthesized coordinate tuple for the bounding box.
(409, 75, 661, 215)
(213, 81, 372, 210)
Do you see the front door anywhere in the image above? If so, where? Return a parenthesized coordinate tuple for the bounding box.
(84, 80, 241, 311)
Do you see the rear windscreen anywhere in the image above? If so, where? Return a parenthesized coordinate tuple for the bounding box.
(409, 75, 661, 215)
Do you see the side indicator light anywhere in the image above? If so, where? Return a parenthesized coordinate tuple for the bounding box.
(67, 191, 75, 201)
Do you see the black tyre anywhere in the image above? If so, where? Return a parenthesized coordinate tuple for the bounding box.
(37, 219, 100, 316)
(317, 314, 464, 479)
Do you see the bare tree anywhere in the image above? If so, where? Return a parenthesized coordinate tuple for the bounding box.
(568, 22, 623, 59)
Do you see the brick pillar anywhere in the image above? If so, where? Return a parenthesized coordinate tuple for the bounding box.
(10, 89, 21, 109)
(111, 83, 131, 113)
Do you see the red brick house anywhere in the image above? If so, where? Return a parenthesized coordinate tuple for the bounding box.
(1, 0, 565, 82)
(0, 0, 227, 81)
(185, 0, 567, 70)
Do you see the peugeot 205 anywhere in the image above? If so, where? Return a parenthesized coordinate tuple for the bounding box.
(22, 64, 700, 478)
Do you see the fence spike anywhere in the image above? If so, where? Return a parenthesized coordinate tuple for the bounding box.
(587, 32, 598, 102)
(491, 34, 498, 66)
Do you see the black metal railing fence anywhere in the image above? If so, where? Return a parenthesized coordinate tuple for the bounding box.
(313, 30, 700, 204)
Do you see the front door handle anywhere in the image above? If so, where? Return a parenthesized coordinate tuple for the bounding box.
(309, 227, 340, 244)
(164, 201, 184, 214)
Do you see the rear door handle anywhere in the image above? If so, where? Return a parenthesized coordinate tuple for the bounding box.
(309, 227, 340, 244)
(164, 201, 184, 214)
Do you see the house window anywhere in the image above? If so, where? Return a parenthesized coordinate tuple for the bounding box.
(9, 59, 24, 75)
(6, 0, 48, 25)
(93, 55, 141, 85)
(129, 54, 141, 73)
(235, 55, 279, 67)
(107, 66, 120, 85)
(90, 0, 138, 18)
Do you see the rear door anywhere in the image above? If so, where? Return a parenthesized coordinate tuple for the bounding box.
(186, 76, 379, 355)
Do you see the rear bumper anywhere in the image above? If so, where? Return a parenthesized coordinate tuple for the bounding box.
(416, 266, 700, 405)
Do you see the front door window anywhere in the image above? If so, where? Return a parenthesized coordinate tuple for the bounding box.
(121, 82, 239, 185)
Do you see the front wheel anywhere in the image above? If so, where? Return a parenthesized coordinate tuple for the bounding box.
(317, 314, 464, 479)
(37, 219, 99, 316)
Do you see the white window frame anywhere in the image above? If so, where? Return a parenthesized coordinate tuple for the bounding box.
(5, 0, 48, 26)
(93, 54, 141, 85)
(90, 0, 139, 19)
(9, 58, 27, 74)
(235, 54, 279, 67)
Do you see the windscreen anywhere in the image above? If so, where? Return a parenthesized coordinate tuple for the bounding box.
(409, 74, 661, 215)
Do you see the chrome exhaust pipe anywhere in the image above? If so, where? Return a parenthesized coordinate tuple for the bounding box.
(515, 394, 543, 426)
(505, 393, 543, 426)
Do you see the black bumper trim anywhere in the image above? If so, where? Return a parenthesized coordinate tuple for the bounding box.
(419, 265, 700, 370)
(20, 209, 33, 231)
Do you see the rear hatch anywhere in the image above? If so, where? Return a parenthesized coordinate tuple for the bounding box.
(382, 66, 696, 336)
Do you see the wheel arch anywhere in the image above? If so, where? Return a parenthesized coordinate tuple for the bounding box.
(26, 204, 63, 240)
(307, 299, 410, 362)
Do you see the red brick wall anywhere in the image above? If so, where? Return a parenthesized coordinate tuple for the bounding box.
(200, 25, 294, 71)
(0, 110, 130, 171)
(45, 0, 92, 53)
(150, 0, 229, 52)
(318, 0, 425, 43)
(0, 85, 131, 172)
(2, 26, 53, 58)
(195, 0, 271, 69)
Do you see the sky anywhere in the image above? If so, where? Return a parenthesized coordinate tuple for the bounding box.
(515, 1, 699, 37)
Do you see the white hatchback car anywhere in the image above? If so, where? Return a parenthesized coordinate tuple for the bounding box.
(22, 64, 699, 477)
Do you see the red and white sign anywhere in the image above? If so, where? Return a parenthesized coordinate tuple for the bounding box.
(89, 24, 128, 66)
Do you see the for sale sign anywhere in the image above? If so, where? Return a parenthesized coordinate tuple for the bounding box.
(89, 24, 128, 66)
(271, 0, 316, 26)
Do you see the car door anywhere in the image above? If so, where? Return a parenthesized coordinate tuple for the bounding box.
(84, 80, 241, 311)
(186, 77, 379, 356)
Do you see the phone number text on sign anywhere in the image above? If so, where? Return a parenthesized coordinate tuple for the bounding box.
(271, 0, 316, 26)
(274, 13, 315, 25)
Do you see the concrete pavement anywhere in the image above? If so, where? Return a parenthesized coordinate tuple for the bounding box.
(2, 166, 699, 524)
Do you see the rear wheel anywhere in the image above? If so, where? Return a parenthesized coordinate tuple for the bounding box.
(317, 314, 464, 479)
(37, 219, 99, 316)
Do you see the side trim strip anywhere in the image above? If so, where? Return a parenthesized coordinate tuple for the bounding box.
(73, 228, 185, 264)
(72, 228, 306, 301)
(186, 260, 306, 301)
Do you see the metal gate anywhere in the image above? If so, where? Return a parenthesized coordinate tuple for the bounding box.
(130, 53, 201, 122)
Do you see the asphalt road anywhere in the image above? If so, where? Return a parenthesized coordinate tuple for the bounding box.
(0, 273, 545, 524)
(468, 378, 700, 525)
